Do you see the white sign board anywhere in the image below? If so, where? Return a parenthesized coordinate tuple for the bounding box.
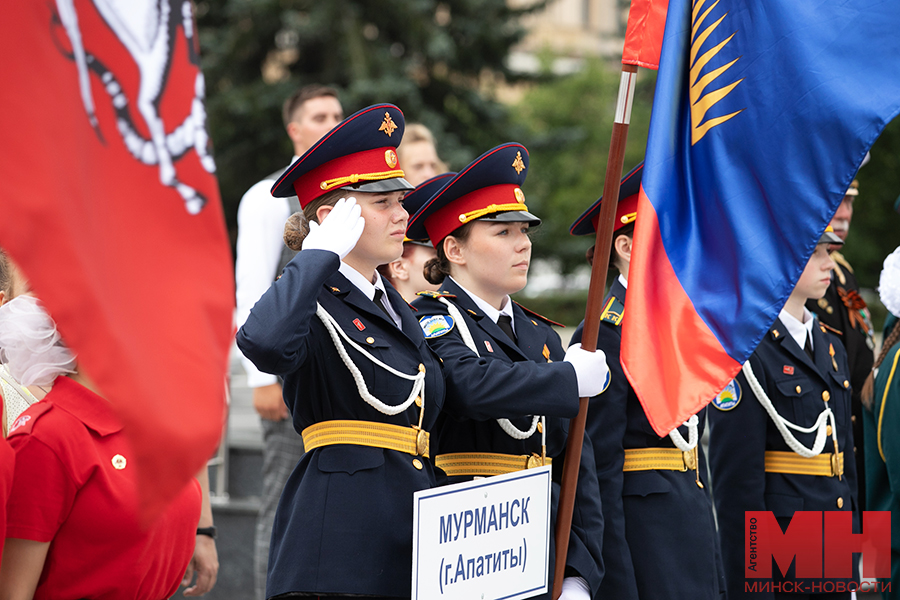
(412, 465, 552, 600)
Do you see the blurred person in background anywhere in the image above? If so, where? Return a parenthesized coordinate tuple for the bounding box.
(396, 123, 447, 187)
(233, 84, 343, 599)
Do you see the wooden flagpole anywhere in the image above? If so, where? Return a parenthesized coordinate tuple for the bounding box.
(551, 63, 638, 599)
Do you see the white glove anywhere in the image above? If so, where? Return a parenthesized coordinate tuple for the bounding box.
(564, 343, 610, 398)
(559, 576, 591, 600)
(302, 197, 365, 260)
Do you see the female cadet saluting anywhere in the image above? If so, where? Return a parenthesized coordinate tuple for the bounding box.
(568, 164, 724, 600)
(408, 143, 608, 600)
(709, 227, 858, 600)
(237, 105, 445, 600)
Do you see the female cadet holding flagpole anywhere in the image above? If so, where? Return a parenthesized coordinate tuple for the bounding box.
(237, 105, 445, 600)
(408, 143, 608, 600)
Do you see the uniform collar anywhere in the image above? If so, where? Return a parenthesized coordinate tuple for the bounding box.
(778, 307, 816, 350)
(338, 261, 402, 327)
(448, 276, 515, 333)
(618, 274, 628, 289)
(46, 376, 123, 436)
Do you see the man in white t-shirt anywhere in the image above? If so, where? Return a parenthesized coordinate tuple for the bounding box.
(234, 84, 343, 600)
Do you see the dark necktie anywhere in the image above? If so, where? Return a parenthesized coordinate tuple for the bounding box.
(497, 314, 517, 344)
(803, 332, 815, 361)
(373, 288, 392, 319)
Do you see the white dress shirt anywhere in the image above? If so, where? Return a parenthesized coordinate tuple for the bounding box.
(234, 159, 297, 388)
(449, 277, 515, 335)
(339, 262, 403, 328)
(778, 306, 817, 352)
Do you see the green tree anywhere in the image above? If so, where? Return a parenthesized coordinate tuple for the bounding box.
(196, 0, 547, 242)
(513, 58, 656, 277)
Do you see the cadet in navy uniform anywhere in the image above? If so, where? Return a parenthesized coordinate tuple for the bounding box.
(569, 163, 725, 600)
(408, 144, 608, 600)
(236, 104, 445, 599)
(709, 227, 859, 600)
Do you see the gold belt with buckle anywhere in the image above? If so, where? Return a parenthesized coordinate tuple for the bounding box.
(435, 452, 551, 477)
(623, 447, 699, 472)
(764, 450, 844, 477)
(302, 420, 429, 458)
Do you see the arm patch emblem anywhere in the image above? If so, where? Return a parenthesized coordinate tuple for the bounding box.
(713, 379, 741, 411)
(419, 315, 455, 339)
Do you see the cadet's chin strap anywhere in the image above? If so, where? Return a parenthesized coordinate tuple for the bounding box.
(316, 303, 425, 417)
(667, 415, 699, 451)
(742, 360, 838, 458)
(437, 297, 545, 445)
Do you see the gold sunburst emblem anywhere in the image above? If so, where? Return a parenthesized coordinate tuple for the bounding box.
(514, 188, 525, 204)
(379, 112, 398, 137)
(511, 151, 525, 174)
(385, 149, 398, 168)
(690, 0, 745, 145)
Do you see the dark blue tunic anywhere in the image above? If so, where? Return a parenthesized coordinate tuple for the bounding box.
(708, 316, 858, 600)
(571, 278, 724, 600)
(237, 250, 445, 598)
(412, 277, 605, 598)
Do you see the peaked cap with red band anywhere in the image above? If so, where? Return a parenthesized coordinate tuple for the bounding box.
(407, 143, 540, 246)
(402, 172, 456, 244)
(271, 104, 414, 206)
(570, 162, 643, 236)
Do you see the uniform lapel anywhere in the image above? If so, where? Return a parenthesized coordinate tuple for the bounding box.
(441, 279, 527, 361)
(512, 303, 547, 363)
(774, 317, 821, 377)
(325, 272, 400, 332)
(810, 319, 836, 384)
(386, 282, 424, 348)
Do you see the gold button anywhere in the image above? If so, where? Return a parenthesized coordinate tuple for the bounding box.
(111, 454, 127, 470)
(537, 421, 543, 433)
(418, 363, 426, 373)
(836, 497, 844, 509)
(366, 337, 375, 344)
(826, 306, 834, 314)
(795, 385, 802, 394)
(415, 395, 423, 407)
(822, 391, 831, 402)
(826, 425, 833, 436)
(851, 415, 856, 423)
(412, 458, 423, 470)
(843, 380, 849, 388)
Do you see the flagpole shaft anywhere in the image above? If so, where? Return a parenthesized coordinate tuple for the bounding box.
(552, 63, 638, 600)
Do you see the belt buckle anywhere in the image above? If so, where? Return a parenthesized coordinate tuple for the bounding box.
(525, 454, 543, 470)
(682, 449, 697, 471)
(830, 453, 842, 478)
(413, 426, 429, 457)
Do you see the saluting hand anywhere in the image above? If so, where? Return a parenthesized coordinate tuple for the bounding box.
(302, 197, 365, 260)
(563, 343, 610, 398)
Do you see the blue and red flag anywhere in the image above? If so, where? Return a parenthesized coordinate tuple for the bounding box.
(623, 0, 900, 435)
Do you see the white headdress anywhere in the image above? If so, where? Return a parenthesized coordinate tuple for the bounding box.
(0, 295, 76, 386)
(879, 246, 900, 317)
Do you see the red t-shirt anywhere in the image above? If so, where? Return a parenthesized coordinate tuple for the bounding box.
(0, 434, 13, 563)
(6, 377, 201, 600)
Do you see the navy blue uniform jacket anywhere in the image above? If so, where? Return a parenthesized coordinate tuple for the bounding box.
(412, 277, 605, 598)
(709, 317, 858, 600)
(571, 278, 724, 600)
(236, 250, 446, 598)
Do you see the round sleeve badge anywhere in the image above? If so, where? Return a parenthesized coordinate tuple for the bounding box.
(419, 315, 455, 339)
(713, 379, 741, 411)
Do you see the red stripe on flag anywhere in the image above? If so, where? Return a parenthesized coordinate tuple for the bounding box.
(621, 189, 741, 435)
(622, 0, 670, 70)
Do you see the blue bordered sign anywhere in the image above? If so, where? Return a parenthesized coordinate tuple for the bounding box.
(420, 315, 455, 339)
(411, 466, 552, 600)
(713, 379, 742, 411)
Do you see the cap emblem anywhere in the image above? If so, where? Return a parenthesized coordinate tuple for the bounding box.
(514, 188, 525, 204)
(379, 112, 398, 137)
(511, 151, 525, 174)
(385, 149, 398, 168)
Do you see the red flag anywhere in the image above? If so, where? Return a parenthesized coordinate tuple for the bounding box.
(622, 0, 670, 69)
(0, 2, 233, 518)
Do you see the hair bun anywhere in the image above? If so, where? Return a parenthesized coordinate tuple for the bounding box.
(284, 212, 309, 251)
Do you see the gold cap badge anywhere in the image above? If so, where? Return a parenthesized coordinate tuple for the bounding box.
(514, 188, 525, 204)
(385, 149, 398, 168)
(511, 151, 525, 174)
(379, 112, 398, 137)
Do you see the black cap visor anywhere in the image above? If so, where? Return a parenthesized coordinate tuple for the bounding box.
(475, 209, 542, 228)
(819, 230, 843, 245)
(339, 177, 415, 194)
